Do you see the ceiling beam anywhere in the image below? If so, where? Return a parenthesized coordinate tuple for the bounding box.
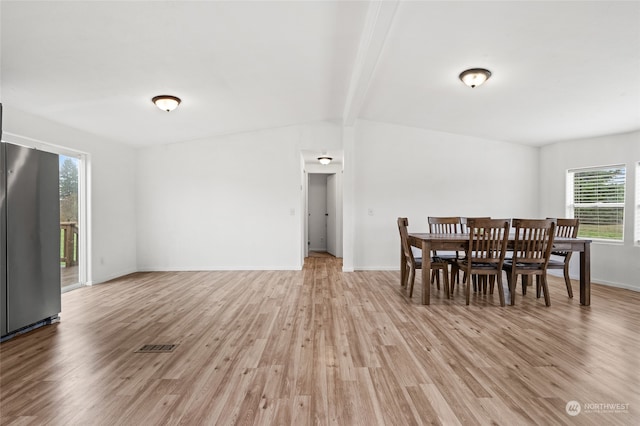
(342, 0, 399, 126)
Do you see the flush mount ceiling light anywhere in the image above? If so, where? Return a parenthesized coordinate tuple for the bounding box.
(152, 95, 181, 112)
(459, 68, 492, 88)
(318, 156, 332, 165)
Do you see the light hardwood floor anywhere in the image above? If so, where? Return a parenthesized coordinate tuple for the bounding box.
(1, 256, 639, 425)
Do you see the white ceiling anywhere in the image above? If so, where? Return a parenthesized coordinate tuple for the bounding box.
(2, 1, 639, 149)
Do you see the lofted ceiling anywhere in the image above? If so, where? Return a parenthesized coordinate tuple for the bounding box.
(1, 1, 639, 149)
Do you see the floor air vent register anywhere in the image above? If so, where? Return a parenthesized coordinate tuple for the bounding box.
(135, 344, 178, 353)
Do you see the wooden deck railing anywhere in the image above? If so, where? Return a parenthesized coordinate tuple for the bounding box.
(60, 222, 78, 267)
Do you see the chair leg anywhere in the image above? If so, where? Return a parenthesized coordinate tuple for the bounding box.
(563, 263, 574, 298)
(536, 275, 541, 298)
(465, 270, 471, 305)
(450, 264, 459, 293)
(521, 275, 527, 295)
(457, 269, 469, 297)
(496, 273, 505, 307)
(508, 271, 517, 305)
(489, 275, 496, 294)
(443, 267, 450, 299)
(408, 267, 416, 298)
(541, 274, 551, 306)
(401, 263, 408, 288)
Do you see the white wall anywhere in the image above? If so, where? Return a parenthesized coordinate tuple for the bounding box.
(352, 120, 540, 270)
(136, 123, 344, 270)
(2, 106, 138, 284)
(539, 131, 640, 290)
(6, 104, 634, 290)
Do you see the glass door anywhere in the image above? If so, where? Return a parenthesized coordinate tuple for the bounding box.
(59, 155, 81, 289)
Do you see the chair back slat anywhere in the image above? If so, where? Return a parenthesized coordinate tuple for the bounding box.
(428, 217, 462, 258)
(551, 218, 579, 257)
(512, 219, 556, 266)
(467, 218, 510, 264)
(428, 217, 462, 234)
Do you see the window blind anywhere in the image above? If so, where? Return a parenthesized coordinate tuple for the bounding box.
(567, 166, 626, 241)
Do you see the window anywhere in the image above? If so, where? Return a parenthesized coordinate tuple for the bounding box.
(567, 165, 626, 241)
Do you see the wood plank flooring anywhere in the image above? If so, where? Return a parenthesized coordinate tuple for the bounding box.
(1, 256, 639, 425)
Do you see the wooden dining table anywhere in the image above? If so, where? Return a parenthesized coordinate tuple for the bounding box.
(405, 233, 592, 306)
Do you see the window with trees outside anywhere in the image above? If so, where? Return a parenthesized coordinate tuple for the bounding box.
(59, 155, 80, 288)
(567, 165, 626, 241)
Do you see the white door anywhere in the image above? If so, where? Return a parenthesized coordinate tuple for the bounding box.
(308, 174, 327, 251)
(326, 174, 337, 256)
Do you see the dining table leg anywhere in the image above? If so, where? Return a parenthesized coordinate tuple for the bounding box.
(422, 240, 431, 305)
(580, 241, 591, 306)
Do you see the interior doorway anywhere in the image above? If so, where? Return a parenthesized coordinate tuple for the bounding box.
(308, 174, 328, 252)
(307, 172, 342, 258)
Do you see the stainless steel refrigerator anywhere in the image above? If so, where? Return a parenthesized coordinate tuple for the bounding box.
(1, 103, 61, 339)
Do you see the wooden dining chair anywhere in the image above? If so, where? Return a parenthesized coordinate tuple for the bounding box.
(456, 217, 491, 293)
(427, 217, 463, 288)
(458, 218, 510, 306)
(398, 218, 450, 298)
(502, 219, 556, 306)
(546, 218, 579, 298)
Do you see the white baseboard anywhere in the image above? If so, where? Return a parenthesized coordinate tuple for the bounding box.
(353, 265, 399, 271)
(137, 265, 303, 272)
(547, 270, 639, 292)
(90, 267, 138, 285)
(589, 279, 639, 292)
